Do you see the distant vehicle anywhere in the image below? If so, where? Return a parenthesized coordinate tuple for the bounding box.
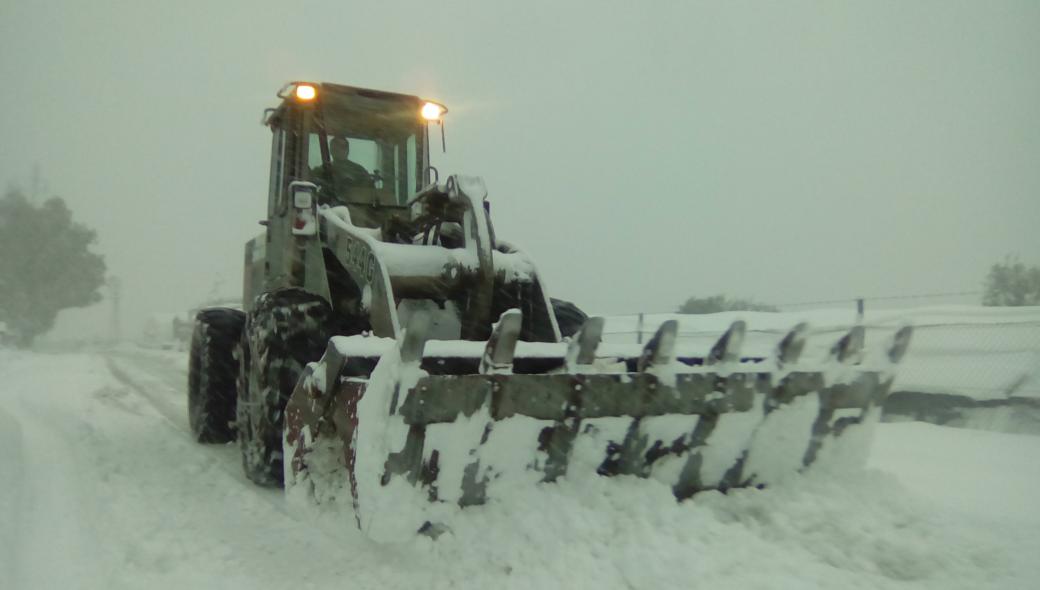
(142, 299, 241, 351)
(141, 313, 192, 350)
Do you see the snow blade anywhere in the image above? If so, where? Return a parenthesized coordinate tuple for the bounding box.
(637, 319, 677, 371)
(565, 316, 605, 369)
(284, 313, 913, 541)
(707, 320, 746, 365)
(777, 322, 809, 367)
(480, 309, 523, 374)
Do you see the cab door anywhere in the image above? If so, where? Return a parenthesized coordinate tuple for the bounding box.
(258, 104, 311, 294)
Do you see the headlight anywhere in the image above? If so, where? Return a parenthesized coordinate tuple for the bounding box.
(421, 101, 447, 121)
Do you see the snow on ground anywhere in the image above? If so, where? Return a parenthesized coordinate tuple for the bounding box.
(1, 346, 1038, 589)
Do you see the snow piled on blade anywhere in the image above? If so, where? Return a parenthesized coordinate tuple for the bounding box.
(352, 338, 439, 542)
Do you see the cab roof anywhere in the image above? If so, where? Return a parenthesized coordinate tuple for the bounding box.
(278, 81, 422, 105)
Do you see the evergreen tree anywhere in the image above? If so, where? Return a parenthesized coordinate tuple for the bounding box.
(0, 188, 107, 347)
(982, 257, 1040, 306)
(678, 294, 777, 314)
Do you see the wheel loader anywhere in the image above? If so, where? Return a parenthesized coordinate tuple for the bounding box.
(187, 81, 912, 541)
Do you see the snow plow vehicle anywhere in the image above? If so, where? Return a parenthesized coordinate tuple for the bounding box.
(187, 81, 912, 540)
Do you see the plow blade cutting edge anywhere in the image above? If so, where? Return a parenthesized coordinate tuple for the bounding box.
(284, 311, 912, 541)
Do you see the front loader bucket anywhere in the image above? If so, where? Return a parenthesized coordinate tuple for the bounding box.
(284, 312, 912, 541)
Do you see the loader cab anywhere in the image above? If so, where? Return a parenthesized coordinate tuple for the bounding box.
(263, 82, 444, 227)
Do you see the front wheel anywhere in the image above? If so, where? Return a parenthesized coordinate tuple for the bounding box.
(237, 289, 333, 487)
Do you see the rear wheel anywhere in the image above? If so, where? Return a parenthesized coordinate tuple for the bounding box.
(237, 289, 333, 486)
(187, 308, 245, 443)
(551, 298, 588, 338)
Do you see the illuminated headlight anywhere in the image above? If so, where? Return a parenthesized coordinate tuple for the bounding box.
(421, 101, 447, 121)
(295, 84, 317, 101)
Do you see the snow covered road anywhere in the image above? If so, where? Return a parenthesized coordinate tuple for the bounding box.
(1, 347, 1038, 589)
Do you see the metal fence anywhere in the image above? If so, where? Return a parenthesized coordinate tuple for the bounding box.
(598, 307, 1040, 401)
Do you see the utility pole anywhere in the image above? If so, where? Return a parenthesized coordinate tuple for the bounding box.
(107, 276, 122, 343)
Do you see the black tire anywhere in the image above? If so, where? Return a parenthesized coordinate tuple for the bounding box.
(187, 308, 246, 443)
(551, 298, 588, 338)
(237, 289, 333, 487)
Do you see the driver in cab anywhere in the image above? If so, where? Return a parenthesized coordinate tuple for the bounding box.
(311, 136, 374, 200)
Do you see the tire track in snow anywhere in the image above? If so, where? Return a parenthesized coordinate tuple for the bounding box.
(101, 350, 293, 516)
(95, 349, 398, 587)
(102, 355, 188, 433)
(0, 353, 115, 589)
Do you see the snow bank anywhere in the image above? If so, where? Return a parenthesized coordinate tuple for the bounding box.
(408, 453, 1040, 590)
(868, 421, 1040, 524)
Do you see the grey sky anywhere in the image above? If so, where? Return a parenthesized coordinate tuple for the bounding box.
(1, 0, 1037, 338)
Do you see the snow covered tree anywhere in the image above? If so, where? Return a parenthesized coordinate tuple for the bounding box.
(677, 294, 777, 314)
(982, 257, 1040, 307)
(0, 188, 106, 347)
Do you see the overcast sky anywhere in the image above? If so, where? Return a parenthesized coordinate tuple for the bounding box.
(2, 0, 1038, 339)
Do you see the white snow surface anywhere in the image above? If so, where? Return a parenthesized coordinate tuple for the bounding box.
(1, 345, 1038, 589)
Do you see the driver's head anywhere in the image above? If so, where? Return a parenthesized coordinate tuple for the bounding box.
(330, 136, 349, 160)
